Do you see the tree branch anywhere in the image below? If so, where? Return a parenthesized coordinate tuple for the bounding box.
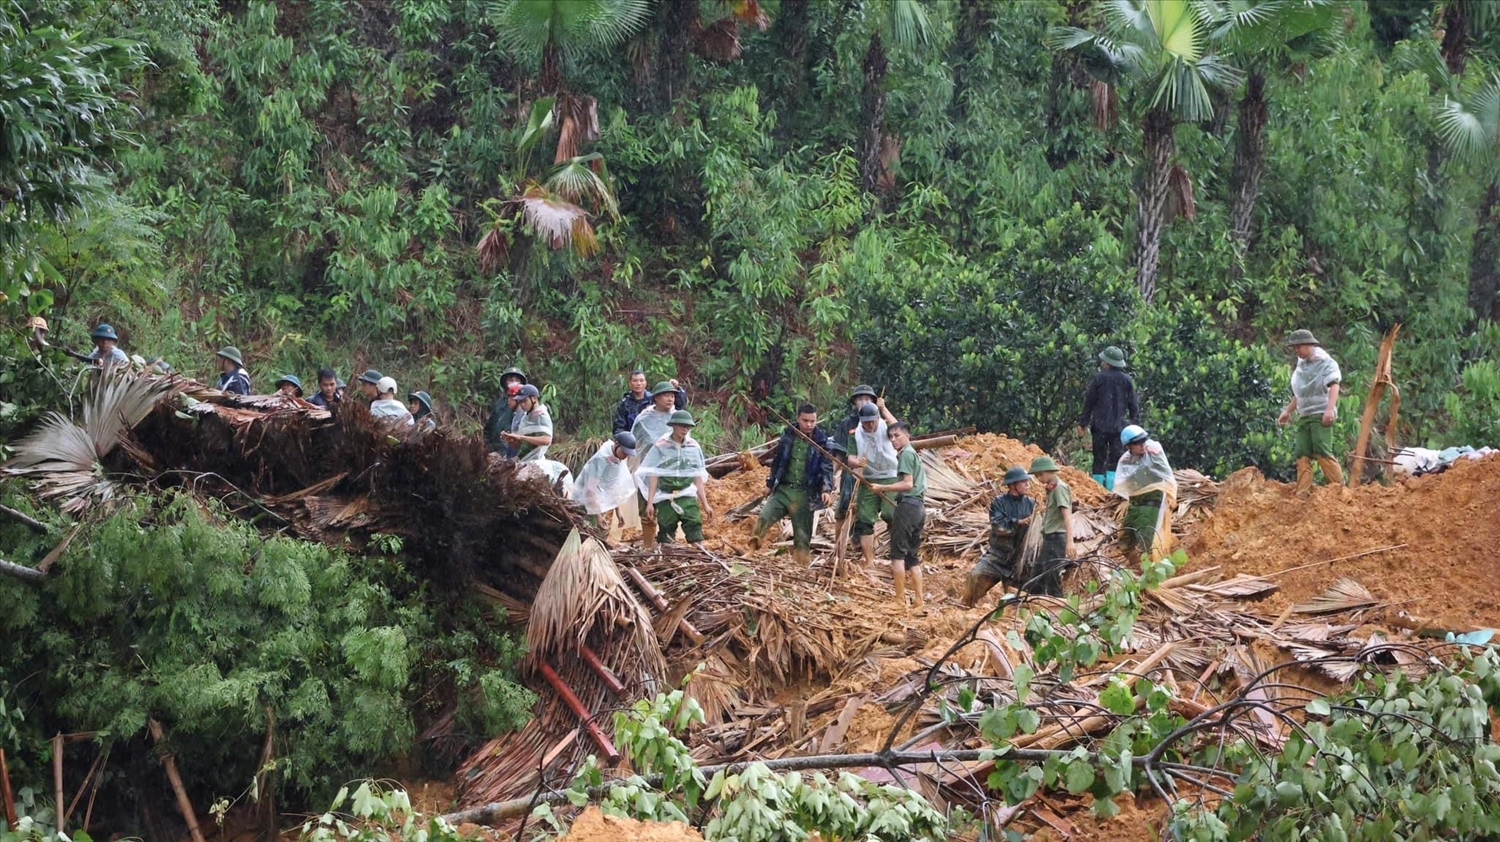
(0, 504, 48, 534)
(0, 558, 47, 583)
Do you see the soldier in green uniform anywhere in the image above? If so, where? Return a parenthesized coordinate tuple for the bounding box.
(882, 422, 928, 608)
(637, 410, 713, 546)
(751, 403, 835, 565)
(962, 466, 1036, 607)
(1030, 456, 1073, 597)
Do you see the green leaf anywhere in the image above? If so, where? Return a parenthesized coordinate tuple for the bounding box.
(1306, 698, 1331, 717)
(1100, 676, 1136, 716)
(1065, 760, 1096, 794)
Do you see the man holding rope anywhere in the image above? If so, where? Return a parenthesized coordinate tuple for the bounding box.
(751, 403, 835, 565)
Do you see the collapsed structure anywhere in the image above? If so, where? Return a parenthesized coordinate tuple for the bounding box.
(7, 372, 1500, 839)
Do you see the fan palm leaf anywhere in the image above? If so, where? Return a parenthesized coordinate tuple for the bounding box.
(889, 0, 932, 49)
(545, 154, 619, 219)
(519, 185, 600, 257)
(1437, 75, 1500, 164)
(489, 0, 651, 68)
(5, 370, 171, 513)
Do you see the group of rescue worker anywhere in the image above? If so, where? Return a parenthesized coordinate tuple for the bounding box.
(42, 317, 1345, 609)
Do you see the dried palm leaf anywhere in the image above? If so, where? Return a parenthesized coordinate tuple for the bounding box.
(1015, 511, 1047, 581)
(1187, 574, 1280, 599)
(695, 17, 742, 63)
(1091, 79, 1118, 130)
(1293, 578, 1375, 615)
(519, 185, 599, 257)
(528, 530, 660, 670)
(1166, 164, 1197, 222)
(553, 93, 600, 164)
(918, 451, 978, 506)
(6, 370, 172, 513)
(477, 224, 510, 274)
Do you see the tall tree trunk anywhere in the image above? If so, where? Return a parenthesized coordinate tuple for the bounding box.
(1442, 0, 1470, 75)
(1229, 69, 1268, 254)
(656, 0, 695, 107)
(860, 31, 889, 203)
(949, 0, 991, 124)
(779, 0, 811, 100)
(1470, 182, 1500, 323)
(540, 41, 563, 94)
(1135, 109, 1175, 303)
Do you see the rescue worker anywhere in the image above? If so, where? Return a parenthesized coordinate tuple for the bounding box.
(1277, 329, 1344, 493)
(1077, 346, 1140, 491)
(356, 369, 384, 400)
(1029, 456, 1073, 597)
(961, 466, 1036, 607)
(881, 422, 928, 608)
(484, 367, 528, 453)
(1114, 425, 1178, 563)
(369, 376, 414, 426)
(309, 368, 343, 408)
(409, 390, 437, 433)
(751, 403, 836, 566)
(629, 381, 683, 541)
(614, 370, 688, 434)
(87, 324, 129, 367)
(571, 432, 639, 528)
(504, 384, 553, 461)
(637, 410, 713, 546)
(829, 385, 879, 522)
(274, 375, 304, 398)
(215, 347, 252, 395)
(846, 402, 900, 569)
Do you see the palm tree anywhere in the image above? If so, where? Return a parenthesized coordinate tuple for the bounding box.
(1437, 74, 1500, 322)
(861, 0, 933, 204)
(480, 0, 647, 263)
(1215, 1, 1340, 256)
(1047, 0, 1240, 302)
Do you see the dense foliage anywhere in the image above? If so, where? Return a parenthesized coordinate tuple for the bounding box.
(0, 491, 533, 825)
(0, 0, 1497, 475)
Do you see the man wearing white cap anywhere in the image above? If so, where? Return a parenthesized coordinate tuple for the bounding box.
(504, 384, 553, 461)
(369, 376, 414, 426)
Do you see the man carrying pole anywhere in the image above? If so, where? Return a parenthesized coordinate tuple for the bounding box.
(751, 403, 836, 566)
(961, 466, 1036, 607)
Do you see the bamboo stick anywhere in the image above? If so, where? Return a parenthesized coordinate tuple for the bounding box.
(538, 662, 621, 763)
(622, 566, 704, 644)
(52, 734, 64, 834)
(577, 642, 627, 695)
(148, 719, 207, 842)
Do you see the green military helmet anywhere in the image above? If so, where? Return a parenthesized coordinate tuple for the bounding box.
(1028, 455, 1060, 475)
(1098, 346, 1127, 368)
(358, 369, 383, 385)
(275, 374, 304, 395)
(651, 380, 677, 397)
(501, 366, 528, 385)
(849, 384, 877, 402)
(91, 323, 119, 341)
(667, 409, 696, 427)
(1002, 466, 1031, 486)
(216, 346, 244, 367)
(408, 390, 434, 412)
(1284, 329, 1321, 347)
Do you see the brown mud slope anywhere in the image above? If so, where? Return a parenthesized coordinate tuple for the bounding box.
(1188, 456, 1500, 630)
(560, 807, 704, 842)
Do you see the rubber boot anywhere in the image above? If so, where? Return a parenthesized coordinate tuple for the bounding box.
(1092, 474, 1106, 489)
(1105, 471, 1116, 492)
(962, 572, 1001, 608)
(1294, 458, 1315, 495)
(1316, 456, 1345, 487)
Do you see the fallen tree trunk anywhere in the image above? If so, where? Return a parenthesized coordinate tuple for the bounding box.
(0, 504, 48, 533)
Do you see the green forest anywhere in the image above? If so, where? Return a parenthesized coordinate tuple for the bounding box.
(5, 0, 1500, 838)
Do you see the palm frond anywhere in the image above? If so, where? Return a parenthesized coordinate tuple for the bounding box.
(1152, 0, 1207, 62)
(552, 94, 600, 163)
(1102, 0, 1157, 42)
(517, 96, 556, 156)
(519, 185, 600, 257)
(575, 0, 652, 51)
(5, 370, 171, 513)
(1045, 25, 1102, 52)
(888, 0, 933, 50)
(1436, 76, 1500, 163)
(1395, 37, 1454, 95)
(545, 155, 619, 219)
(489, 0, 558, 62)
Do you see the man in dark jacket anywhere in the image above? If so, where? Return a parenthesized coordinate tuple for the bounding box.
(309, 368, 344, 409)
(962, 467, 1037, 607)
(1077, 346, 1140, 492)
(751, 403, 836, 566)
(484, 367, 528, 455)
(613, 369, 688, 434)
(214, 346, 252, 395)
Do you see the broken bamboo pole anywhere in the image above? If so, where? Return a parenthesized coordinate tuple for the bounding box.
(538, 661, 621, 764)
(52, 735, 64, 835)
(148, 719, 207, 842)
(622, 566, 704, 644)
(1351, 325, 1402, 483)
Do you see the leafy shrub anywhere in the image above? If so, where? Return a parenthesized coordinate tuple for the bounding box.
(1443, 358, 1500, 447)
